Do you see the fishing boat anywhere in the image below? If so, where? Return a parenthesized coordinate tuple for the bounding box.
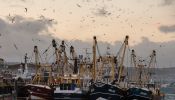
(89, 36, 129, 100)
(24, 46, 54, 100)
(51, 40, 88, 100)
(89, 81, 125, 100)
(14, 53, 33, 99)
(14, 53, 32, 80)
(0, 59, 15, 100)
(126, 50, 162, 100)
(26, 84, 54, 100)
(54, 75, 88, 100)
(0, 76, 15, 100)
(127, 87, 153, 100)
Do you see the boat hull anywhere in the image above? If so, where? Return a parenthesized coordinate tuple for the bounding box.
(126, 87, 153, 100)
(54, 83, 88, 100)
(54, 93, 88, 100)
(26, 84, 54, 100)
(89, 81, 125, 100)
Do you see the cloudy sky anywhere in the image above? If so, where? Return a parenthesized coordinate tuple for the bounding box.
(0, 0, 175, 68)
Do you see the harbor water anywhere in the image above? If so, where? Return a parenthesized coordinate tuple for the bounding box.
(161, 87, 175, 100)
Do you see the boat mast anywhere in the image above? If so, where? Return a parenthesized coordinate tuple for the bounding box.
(147, 50, 156, 83)
(117, 35, 129, 83)
(70, 45, 78, 74)
(52, 39, 59, 73)
(61, 40, 69, 76)
(131, 50, 137, 82)
(111, 57, 115, 81)
(92, 36, 97, 81)
(131, 50, 137, 68)
(24, 53, 28, 74)
(32, 46, 41, 84)
(137, 59, 146, 87)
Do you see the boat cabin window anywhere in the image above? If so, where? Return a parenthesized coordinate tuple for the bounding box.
(60, 83, 76, 90)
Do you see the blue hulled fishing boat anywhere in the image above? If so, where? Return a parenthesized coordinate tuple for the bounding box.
(89, 36, 129, 100)
(126, 87, 152, 100)
(89, 81, 125, 100)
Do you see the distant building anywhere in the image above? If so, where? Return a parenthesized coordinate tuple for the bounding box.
(0, 58, 4, 69)
(0, 58, 4, 65)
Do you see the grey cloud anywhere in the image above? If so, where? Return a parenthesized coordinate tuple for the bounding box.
(3, 15, 55, 35)
(131, 37, 175, 68)
(159, 25, 175, 33)
(161, 0, 175, 6)
(20, 0, 26, 2)
(66, 37, 175, 68)
(0, 15, 56, 61)
(1, 32, 175, 68)
(0, 15, 174, 68)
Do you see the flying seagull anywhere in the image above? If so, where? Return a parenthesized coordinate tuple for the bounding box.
(76, 4, 81, 7)
(48, 19, 52, 22)
(25, 8, 27, 12)
(13, 44, 18, 50)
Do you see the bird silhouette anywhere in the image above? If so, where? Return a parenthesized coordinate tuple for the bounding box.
(25, 8, 27, 12)
(76, 4, 81, 7)
(43, 8, 46, 11)
(49, 19, 54, 21)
